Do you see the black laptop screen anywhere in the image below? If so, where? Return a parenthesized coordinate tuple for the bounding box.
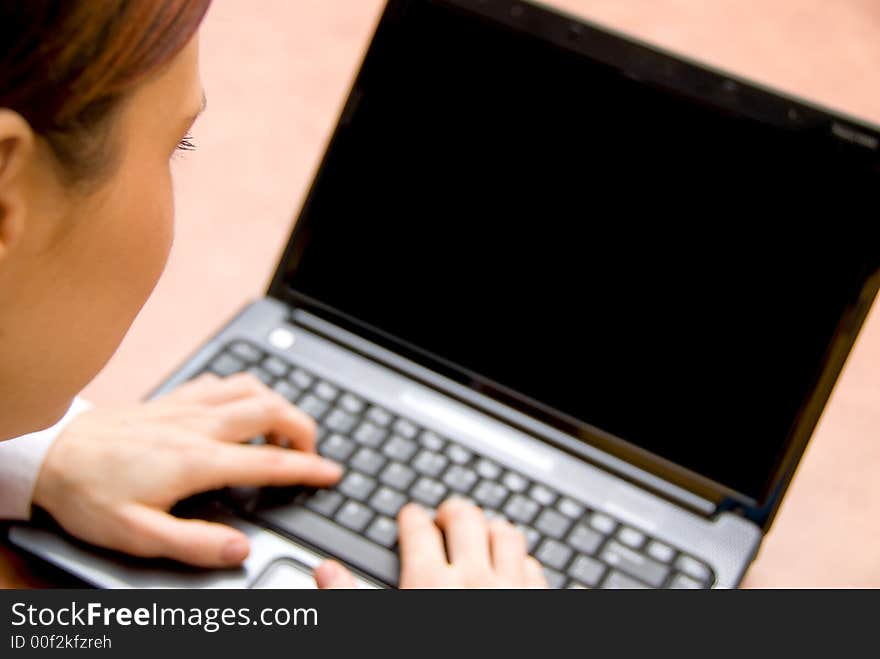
(284, 1, 880, 500)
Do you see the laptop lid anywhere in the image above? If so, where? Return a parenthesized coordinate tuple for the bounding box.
(268, 0, 880, 528)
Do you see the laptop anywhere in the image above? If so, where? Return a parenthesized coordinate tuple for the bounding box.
(9, 0, 880, 589)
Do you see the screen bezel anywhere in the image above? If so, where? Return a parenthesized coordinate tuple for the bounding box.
(267, 0, 880, 528)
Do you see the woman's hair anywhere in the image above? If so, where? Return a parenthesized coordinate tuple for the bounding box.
(0, 0, 212, 184)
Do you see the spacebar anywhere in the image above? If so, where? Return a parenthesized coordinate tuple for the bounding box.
(255, 506, 400, 586)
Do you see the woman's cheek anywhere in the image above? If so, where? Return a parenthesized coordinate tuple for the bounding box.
(148, 172, 175, 286)
(123, 167, 176, 301)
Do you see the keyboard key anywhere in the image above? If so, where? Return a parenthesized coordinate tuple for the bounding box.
(324, 408, 358, 434)
(228, 341, 262, 363)
(365, 516, 398, 548)
(418, 431, 445, 451)
(568, 554, 606, 587)
(543, 567, 567, 589)
(646, 540, 676, 564)
(600, 541, 670, 588)
(383, 435, 418, 462)
(567, 523, 603, 555)
(246, 365, 273, 386)
(442, 465, 478, 493)
(445, 444, 472, 465)
(669, 572, 703, 589)
(379, 462, 416, 491)
(410, 477, 447, 507)
(256, 506, 400, 585)
(556, 498, 585, 520)
(319, 434, 356, 462)
(262, 356, 289, 378)
(366, 406, 393, 427)
(412, 450, 448, 477)
(601, 570, 649, 589)
(289, 368, 313, 390)
(314, 381, 339, 402)
(536, 539, 573, 571)
(530, 484, 556, 507)
(472, 480, 509, 509)
(350, 447, 386, 476)
(337, 472, 376, 502)
(297, 394, 329, 421)
(338, 393, 365, 414)
(589, 511, 617, 535)
(391, 418, 418, 440)
(675, 555, 712, 583)
(210, 353, 244, 376)
(534, 509, 571, 540)
(272, 380, 300, 402)
(502, 472, 528, 493)
(352, 422, 387, 448)
(475, 458, 501, 480)
(503, 494, 540, 525)
(617, 526, 646, 549)
(369, 487, 407, 518)
(303, 489, 344, 517)
(334, 500, 373, 533)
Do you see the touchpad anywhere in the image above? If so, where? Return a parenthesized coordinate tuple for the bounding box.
(249, 558, 317, 589)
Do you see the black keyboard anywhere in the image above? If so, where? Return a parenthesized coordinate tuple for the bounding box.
(202, 340, 715, 589)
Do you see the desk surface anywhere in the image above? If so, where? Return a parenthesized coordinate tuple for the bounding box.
(4, 0, 879, 588)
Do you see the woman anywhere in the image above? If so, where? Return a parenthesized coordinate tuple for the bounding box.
(0, 1, 545, 588)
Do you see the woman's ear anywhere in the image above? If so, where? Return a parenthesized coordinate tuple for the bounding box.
(0, 109, 36, 262)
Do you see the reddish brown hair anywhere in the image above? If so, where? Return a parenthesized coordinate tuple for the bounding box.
(0, 0, 211, 183)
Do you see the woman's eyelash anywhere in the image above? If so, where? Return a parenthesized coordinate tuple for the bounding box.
(176, 133, 196, 151)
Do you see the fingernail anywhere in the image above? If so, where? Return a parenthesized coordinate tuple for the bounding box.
(443, 495, 471, 511)
(315, 561, 345, 589)
(322, 561, 343, 580)
(221, 536, 249, 564)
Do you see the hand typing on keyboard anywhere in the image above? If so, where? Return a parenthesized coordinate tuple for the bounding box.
(61, 340, 707, 589)
(33, 373, 343, 568)
(31, 372, 546, 588)
(314, 498, 547, 589)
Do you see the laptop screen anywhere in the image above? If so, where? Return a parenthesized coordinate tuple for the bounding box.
(283, 0, 880, 501)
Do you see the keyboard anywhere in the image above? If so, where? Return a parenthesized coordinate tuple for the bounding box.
(201, 340, 715, 589)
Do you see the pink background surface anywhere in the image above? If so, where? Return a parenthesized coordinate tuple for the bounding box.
(65, 1, 880, 586)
